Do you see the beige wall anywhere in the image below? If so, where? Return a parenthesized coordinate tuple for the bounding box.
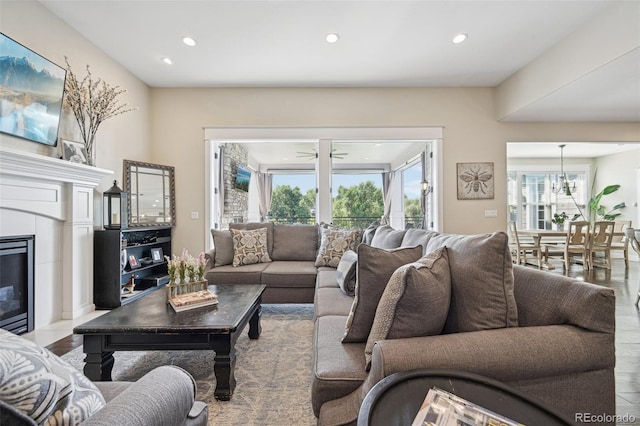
(595, 148, 640, 225)
(150, 88, 640, 255)
(0, 0, 152, 194)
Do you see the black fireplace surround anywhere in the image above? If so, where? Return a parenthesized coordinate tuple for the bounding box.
(0, 235, 34, 334)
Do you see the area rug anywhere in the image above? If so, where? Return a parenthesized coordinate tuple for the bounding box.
(61, 304, 316, 425)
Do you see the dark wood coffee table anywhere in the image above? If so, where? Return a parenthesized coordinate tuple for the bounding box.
(74, 284, 266, 401)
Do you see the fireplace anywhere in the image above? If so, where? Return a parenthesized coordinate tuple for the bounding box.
(1, 148, 111, 329)
(0, 235, 34, 334)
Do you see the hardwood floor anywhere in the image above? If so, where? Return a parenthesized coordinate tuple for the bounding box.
(46, 259, 640, 420)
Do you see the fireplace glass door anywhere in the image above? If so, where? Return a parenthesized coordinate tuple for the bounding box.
(0, 235, 34, 334)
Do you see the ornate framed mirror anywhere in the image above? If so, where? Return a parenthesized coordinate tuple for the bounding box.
(123, 160, 176, 227)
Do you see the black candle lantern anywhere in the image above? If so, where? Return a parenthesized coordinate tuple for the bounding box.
(103, 180, 128, 230)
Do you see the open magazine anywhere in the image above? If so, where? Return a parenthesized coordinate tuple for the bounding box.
(411, 387, 525, 426)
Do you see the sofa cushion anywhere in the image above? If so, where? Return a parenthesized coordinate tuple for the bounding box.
(370, 225, 406, 249)
(335, 250, 358, 296)
(271, 224, 319, 261)
(342, 244, 423, 343)
(425, 231, 518, 333)
(0, 329, 106, 424)
(231, 227, 272, 267)
(230, 222, 275, 256)
(401, 228, 436, 254)
(315, 228, 362, 268)
(205, 262, 269, 284)
(261, 261, 317, 288)
(312, 316, 367, 417)
(362, 221, 380, 245)
(364, 247, 451, 369)
(316, 267, 340, 289)
(314, 287, 355, 318)
(210, 229, 234, 266)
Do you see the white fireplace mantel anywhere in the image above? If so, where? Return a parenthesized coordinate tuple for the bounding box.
(0, 147, 113, 324)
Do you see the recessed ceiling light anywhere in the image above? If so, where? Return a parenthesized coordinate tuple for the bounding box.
(326, 33, 340, 43)
(182, 36, 197, 47)
(283, 157, 289, 161)
(453, 33, 468, 44)
(162, 57, 173, 65)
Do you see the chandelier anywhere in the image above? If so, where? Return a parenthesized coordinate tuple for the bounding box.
(551, 144, 576, 195)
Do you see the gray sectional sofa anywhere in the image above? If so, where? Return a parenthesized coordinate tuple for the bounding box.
(206, 222, 321, 303)
(205, 222, 616, 425)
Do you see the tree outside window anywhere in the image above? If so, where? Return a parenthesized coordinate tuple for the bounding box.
(269, 174, 315, 224)
(332, 180, 383, 228)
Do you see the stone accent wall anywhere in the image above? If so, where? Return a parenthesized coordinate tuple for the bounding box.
(222, 144, 248, 229)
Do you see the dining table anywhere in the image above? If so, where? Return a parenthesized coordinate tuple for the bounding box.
(517, 229, 625, 270)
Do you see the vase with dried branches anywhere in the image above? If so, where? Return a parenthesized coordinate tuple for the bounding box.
(63, 57, 137, 166)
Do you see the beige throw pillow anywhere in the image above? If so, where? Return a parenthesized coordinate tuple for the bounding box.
(342, 244, 423, 343)
(364, 247, 451, 369)
(314, 228, 362, 268)
(231, 227, 272, 267)
(211, 229, 233, 267)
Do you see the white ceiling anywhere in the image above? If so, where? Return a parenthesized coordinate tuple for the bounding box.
(39, 0, 640, 122)
(235, 140, 640, 168)
(238, 140, 425, 168)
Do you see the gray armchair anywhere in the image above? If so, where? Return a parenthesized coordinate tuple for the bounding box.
(84, 366, 207, 426)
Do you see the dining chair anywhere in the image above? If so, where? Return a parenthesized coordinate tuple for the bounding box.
(589, 221, 615, 269)
(610, 220, 632, 267)
(507, 221, 542, 268)
(545, 221, 591, 270)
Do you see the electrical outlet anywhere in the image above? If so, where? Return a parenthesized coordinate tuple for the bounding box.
(484, 209, 498, 218)
(191, 211, 199, 220)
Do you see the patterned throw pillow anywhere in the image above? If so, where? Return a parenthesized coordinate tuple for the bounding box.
(231, 227, 272, 267)
(364, 247, 451, 369)
(314, 228, 362, 268)
(336, 250, 358, 296)
(0, 329, 106, 425)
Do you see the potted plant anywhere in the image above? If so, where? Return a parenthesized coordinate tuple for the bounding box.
(552, 212, 568, 230)
(567, 169, 625, 224)
(588, 184, 625, 222)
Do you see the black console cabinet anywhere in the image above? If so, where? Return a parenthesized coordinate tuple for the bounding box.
(94, 227, 171, 309)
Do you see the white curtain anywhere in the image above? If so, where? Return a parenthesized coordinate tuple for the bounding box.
(380, 171, 395, 225)
(217, 145, 225, 228)
(256, 172, 273, 222)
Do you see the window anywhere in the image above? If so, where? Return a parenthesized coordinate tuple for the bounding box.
(508, 170, 587, 230)
(270, 173, 316, 224)
(332, 172, 383, 228)
(402, 162, 423, 229)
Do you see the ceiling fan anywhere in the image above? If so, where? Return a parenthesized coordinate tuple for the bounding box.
(295, 148, 348, 160)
